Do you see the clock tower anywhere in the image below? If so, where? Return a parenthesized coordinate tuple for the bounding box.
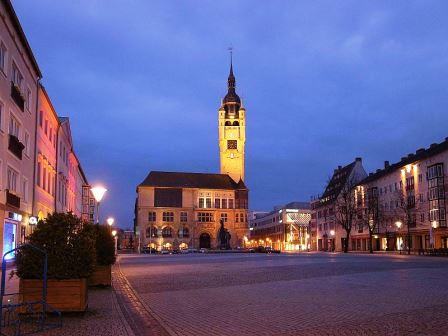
(218, 58, 246, 182)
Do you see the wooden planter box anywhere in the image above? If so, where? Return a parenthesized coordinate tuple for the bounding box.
(19, 278, 88, 312)
(88, 265, 112, 287)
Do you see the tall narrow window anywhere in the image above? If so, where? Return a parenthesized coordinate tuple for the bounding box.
(24, 132, 30, 156)
(37, 162, 41, 186)
(12, 63, 23, 89)
(22, 178, 28, 202)
(9, 115, 19, 137)
(7, 167, 18, 192)
(0, 42, 6, 73)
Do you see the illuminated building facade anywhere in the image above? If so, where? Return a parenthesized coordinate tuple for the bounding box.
(351, 138, 448, 251)
(0, 1, 91, 256)
(218, 58, 246, 183)
(135, 62, 249, 251)
(0, 0, 41, 257)
(249, 202, 311, 251)
(314, 158, 367, 252)
(136, 172, 249, 250)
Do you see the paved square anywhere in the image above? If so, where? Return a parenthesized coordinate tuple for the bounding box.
(119, 253, 448, 336)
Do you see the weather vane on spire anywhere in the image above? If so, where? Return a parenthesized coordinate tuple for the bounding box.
(228, 46, 233, 65)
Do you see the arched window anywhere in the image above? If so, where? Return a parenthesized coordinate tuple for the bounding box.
(162, 226, 173, 238)
(225, 121, 231, 126)
(182, 227, 189, 238)
(178, 227, 190, 238)
(233, 121, 239, 126)
(146, 226, 157, 238)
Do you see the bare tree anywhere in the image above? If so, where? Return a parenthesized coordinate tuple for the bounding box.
(359, 187, 385, 253)
(392, 188, 419, 255)
(334, 177, 358, 253)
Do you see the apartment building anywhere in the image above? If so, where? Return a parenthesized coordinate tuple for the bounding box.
(0, 0, 41, 256)
(0, 1, 92, 255)
(314, 158, 367, 252)
(351, 138, 448, 251)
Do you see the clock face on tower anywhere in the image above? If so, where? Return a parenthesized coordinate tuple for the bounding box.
(227, 140, 237, 150)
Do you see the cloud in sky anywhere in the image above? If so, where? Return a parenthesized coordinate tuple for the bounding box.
(13, 0, 448, 228)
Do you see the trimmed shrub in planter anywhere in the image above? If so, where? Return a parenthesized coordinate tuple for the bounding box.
(15, 212, 96, 312)
(88, 225, 116, 287)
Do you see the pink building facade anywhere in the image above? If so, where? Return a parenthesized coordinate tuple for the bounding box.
(0, 0, 41, 256)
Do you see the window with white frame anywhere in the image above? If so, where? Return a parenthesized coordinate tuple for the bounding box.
(12, 63, 23, 90)
(25, 87, 31, 111)
(22, 178, 28, 202)
(8, 114, 20, 137)
(7, 166, 18, 192)
(24, 132, 30, 156)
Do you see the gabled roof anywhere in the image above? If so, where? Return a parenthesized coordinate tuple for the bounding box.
(3, 0, 42, 78)
(139, 171, 247, 190)
(359, 137, 448, 185)
(320, 159, 363, 204)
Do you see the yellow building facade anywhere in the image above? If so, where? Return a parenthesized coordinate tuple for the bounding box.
(218, 61, 246, 183)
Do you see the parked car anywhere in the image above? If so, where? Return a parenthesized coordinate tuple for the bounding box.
(160, 249, 171, 255)
(141, 247, 157, 254)
(199, 248, 208, 253)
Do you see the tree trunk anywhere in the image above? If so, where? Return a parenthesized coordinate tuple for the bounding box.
(344, 230, 350, 253)
(407, 225, 411, 255)
(369, 230, 373, 253)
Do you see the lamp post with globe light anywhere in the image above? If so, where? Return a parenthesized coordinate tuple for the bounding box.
(107, 217, 114, 233)
(91, 186, 107, 225)
(395, 221, 402, 253)
(112, 229, 118, 256)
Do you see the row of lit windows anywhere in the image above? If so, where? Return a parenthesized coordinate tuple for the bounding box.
(146, 226, 189, 238)
(198, 198, 234, 209)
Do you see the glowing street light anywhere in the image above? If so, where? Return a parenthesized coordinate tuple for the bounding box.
(91, 186, 107, 225)
(107, 217, 115, 226)
(111, 230, 118, 256)
(395, 221, 402, 229)
(330, 230, 335, 236)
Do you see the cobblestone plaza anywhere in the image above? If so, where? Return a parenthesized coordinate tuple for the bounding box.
(117, 253, 448, 336)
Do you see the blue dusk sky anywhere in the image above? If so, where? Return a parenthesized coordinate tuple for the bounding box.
(13, 0, 448, 228)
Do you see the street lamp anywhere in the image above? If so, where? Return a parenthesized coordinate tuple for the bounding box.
(91, 186, 107, 225)
(395, 221, 403, 253)
(112, 230, 118, 256)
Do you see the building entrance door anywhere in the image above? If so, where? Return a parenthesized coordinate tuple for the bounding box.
(3, 222, 17, 259)
(199, 233, 211, 249)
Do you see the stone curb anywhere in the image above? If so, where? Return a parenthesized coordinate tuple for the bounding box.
(111, 273, 136, 336)
(115, 257, 178, 336)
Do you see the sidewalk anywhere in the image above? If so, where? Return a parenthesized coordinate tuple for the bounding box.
(0, 266, 135, 336)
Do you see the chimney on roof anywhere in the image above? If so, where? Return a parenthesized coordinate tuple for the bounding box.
(355, 157, 362, 162)
(369, 173, 373, 176)
(408, 153, 414, 158)
(338, 165, 342, 170)
(430, 143, 437, 148)
(376, 169, 381, 173)
(384, 161, 390, 169)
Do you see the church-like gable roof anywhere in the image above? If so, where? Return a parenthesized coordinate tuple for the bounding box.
(139, 171, 247, 190)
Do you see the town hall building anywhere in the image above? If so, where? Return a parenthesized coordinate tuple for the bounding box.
(135, 61, 249, 251)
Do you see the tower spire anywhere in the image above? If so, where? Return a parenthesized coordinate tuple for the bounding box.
(228, 47, 235, 90)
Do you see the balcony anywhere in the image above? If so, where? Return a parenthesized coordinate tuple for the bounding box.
(6, 190, 20, 208)
(10, 82, 24, 111)
(8, 134, 24, 160)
